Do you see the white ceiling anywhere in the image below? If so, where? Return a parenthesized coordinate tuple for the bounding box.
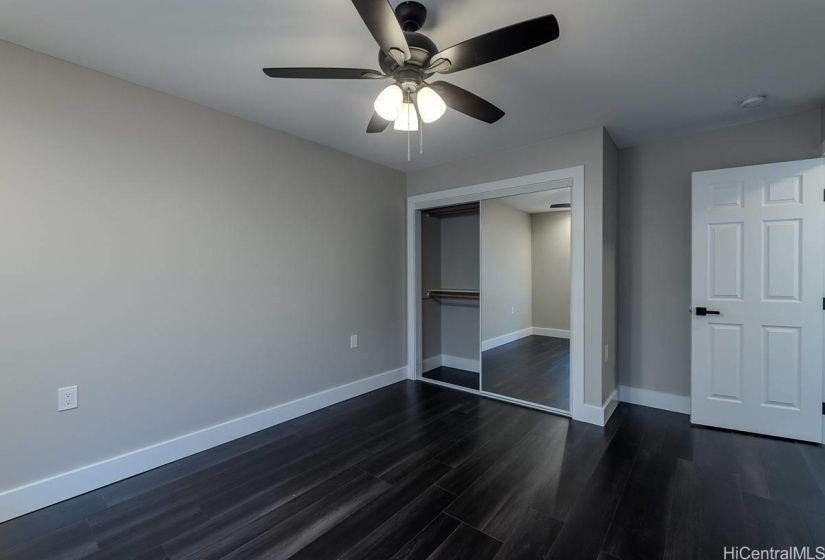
(499, 188, 571, 214)
(1, 0, 824, 172)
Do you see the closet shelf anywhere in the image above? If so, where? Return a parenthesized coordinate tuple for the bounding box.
(425, 203, 479, 218)
(427, 289, 480, 301)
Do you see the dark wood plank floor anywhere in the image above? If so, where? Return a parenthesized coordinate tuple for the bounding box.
(2, 380, 824, 560)
(482, 335, 569, 410)
(422, 366, 479, 390)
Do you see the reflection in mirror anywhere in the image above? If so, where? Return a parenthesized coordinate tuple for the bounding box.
(421, 204, 481, 390)
(481, 189, 571, 410)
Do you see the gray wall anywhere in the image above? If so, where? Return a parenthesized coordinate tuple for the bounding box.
(481, 200, 532, 342)
(421, 214, 442, 361)
(0, 40, 406, 493)
(440, 214, 480, 289)
(617, 109, 823, 398)
(440, 213, 480, 361)
(407, 127, 612, 407)
(602, 132, 619, 402)
(531, 212, 571, 331)
(441, 303, 481, 362)
(821, 106, 825, 144)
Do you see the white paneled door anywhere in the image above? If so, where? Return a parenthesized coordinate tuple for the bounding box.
(691, 159, 824, 443)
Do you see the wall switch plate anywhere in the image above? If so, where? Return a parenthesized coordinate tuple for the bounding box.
(58, 386, 78, 411)
(604, 345, 609, 362)
(350, 335, 358, 349)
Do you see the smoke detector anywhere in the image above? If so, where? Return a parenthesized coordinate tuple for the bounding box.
(739, 95, 767, 109)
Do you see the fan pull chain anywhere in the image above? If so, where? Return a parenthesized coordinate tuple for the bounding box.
(420, 114, 424, 155)
(407, 88, 413, 161)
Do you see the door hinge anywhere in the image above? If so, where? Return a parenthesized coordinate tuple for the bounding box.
(822, 402, 825, 415)
(822, 297, 825, 310)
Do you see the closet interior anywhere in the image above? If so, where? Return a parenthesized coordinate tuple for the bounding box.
(420, 203, 480, 390)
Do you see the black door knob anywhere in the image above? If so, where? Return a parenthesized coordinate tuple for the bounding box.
(695, 307, 721, 316)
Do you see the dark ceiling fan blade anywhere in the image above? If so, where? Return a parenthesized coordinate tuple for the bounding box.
(427, 14, 559, 74)
(262, 67, 388, 79)
(366, 112, 391, 133)
(430, 81, 505, 123)
(351, 0, 410, 65)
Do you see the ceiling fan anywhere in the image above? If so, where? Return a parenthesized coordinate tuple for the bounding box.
(263, 0, 560, 134)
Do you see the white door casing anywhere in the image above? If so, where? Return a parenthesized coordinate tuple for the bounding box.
(691, 159, 824, 443)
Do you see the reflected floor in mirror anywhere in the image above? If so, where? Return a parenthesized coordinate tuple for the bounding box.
(422, 366, 479, 390)
(482, 335, 569, 410)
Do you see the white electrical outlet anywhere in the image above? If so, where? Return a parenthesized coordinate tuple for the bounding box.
(510, 306, 515, 315)
(58, 386, 78, 411)
(350, 334, 358, 349)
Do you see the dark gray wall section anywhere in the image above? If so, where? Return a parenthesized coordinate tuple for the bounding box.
(821, 106, 825, 144)
(440, 213, 481, 361)
(421, 214, 442, 361)
(531, 212, 571, 331)
(602, 132, 619, 402)
(440, 214, 480, 289)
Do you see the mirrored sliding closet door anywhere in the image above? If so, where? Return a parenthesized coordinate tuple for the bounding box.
(480, 189, 572, 411)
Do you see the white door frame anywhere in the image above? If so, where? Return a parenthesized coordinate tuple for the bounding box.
(406, 166, 586, 421)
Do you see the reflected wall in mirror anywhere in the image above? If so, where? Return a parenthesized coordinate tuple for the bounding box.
(481, 189, 571, 410)
(421, 204, 480, 390)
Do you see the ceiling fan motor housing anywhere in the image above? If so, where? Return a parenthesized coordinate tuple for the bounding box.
(395, 1, 427, 32)
(378, 2, 437, 77)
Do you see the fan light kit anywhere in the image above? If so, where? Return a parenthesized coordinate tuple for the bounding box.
(374, 83, 445, 131)
(263, 0, 560, 159)
(395, 100, 419, 131)
(375, 84, 403, 120)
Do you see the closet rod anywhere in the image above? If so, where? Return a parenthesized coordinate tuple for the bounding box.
(428, 289, 480, 300)
(425, 203, 479, 218)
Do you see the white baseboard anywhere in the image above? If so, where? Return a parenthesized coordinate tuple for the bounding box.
(532, 327, 571, 339)
(603, 388, 620, 423)
(0, 366, 408, 524)
(575, 388, 619, 427)
(618, 385, 690, 415)
(441, 355, 481, 373)
(422, 355, 442, 373)
(481, 327, 570, 352)
(423, 354, 481, 374)
(482, 328, 533, 351)
(575, 403, 605, 426)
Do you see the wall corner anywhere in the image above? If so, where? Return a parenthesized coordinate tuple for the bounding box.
(818, 105, 825, 154)
(600, 129, 620, 405)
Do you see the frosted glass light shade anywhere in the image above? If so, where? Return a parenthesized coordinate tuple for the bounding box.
(374, 85, 403, 121)
(394, 102, 419, 131)
(417, 86, 446, 123)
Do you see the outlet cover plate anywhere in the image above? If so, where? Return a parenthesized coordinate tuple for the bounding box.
(58, 386, 78, 411)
